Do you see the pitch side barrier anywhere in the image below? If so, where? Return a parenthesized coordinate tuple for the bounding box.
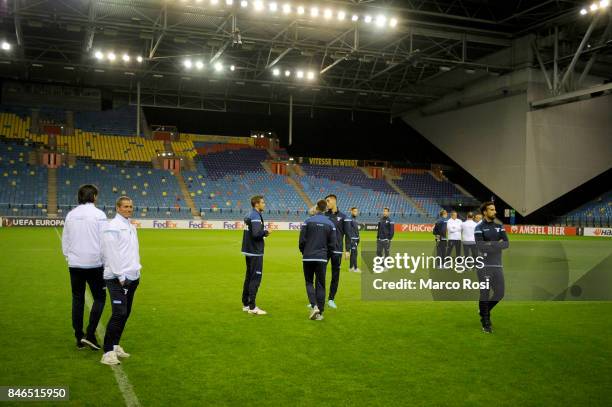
(0, 216, 610, 237)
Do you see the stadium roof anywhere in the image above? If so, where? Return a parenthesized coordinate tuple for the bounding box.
(0, 0, 610, 114)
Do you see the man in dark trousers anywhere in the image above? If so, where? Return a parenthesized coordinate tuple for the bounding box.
(346, 207, 361, 273)
(62, 184, 107, 350)
(324, 194, 352, 309)
(299, 200, 336, 321)
(446, 210, 463, 257)
(474, 201, 509, 333)
(100, 196, 141, 365)
(433, 209, 449, 262)
(241, 195, 270, 315)
(376, 208, 395, 260)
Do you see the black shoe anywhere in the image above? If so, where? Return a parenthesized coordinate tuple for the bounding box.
(76, 339, 86, 349)
(482, 326, 492, 334)
(81, 336, 101, 350)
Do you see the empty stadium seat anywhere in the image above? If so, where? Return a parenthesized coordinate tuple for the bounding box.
(0, 141, 48, 215)
(57, 161, 192, 219)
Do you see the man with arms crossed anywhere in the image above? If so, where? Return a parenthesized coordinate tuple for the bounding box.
(474, 201, 509, 334)
(62, 184, 107, 350)
(446, 210, 463, 257)
(300, 200, 336, 321)
(241, 195, 270, 315)
(100, 196, 141, 365)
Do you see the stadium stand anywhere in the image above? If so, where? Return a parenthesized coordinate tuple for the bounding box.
(394, 173, 471, 217)
(0, 108, 49, 144)
(298, 164, 428, 223)
(57, 161, 192, 219)
(0, 140, 48, 217)
(559, 191, 612, 227)
(74, 105, 138, 136)
(183, 149, 308, 221)
(0, 106, 485, 223)
(170, 140, 197, 159)
(56, 131, 164, 162)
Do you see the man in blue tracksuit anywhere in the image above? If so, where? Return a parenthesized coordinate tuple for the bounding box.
(299, 200, 336, 321)
(376, 208, 394, 258)
(324, 194, 352, 309)
(474, 201, 509, 333)
(241, 195, 270, 315)
(433, 209, 448, 261)
(346, 207, 361, 273)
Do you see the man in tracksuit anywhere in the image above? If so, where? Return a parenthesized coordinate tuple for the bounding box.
(346, 207, 361, 273)
(62, 184, 107, 351)
(100, 196, 141, 366)
(433, 209, 449, 262)
(299, 200, 336, 321)
(324, 194, 352, 309)
(376, 208, 394, 259)
(474, 201, 509, 333)
(241, 195, 270, 315)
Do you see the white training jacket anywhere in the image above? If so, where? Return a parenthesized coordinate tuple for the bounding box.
(102, 214, 142, 282)
(62, 203, 108, 268)
(446, 218, 463, 241)
(461, 219, 477, 243)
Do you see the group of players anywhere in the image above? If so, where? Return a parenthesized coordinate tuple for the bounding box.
(241, 194, 395, 321)
(241, 195, 509, 333)
(62, 186, 508, 369)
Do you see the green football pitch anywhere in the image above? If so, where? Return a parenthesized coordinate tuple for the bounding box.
(0, 228, 610, 406)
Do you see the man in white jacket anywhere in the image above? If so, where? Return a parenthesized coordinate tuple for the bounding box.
(461, 212, 478, 260)
(100, 196, 142, 366)
(62, 184, 108, 350)
(446, 210, 463, 257)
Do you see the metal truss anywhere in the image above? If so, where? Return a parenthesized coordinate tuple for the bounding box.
(0, 0, 590, 113)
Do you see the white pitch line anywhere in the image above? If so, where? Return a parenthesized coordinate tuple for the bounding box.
(54, 227, 141, 407)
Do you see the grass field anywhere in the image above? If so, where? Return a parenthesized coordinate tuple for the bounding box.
(0, 228, 611, 406)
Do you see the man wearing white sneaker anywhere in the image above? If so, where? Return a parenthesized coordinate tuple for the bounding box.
(100, 196, 141, 365)
(241, 195, 270, 315)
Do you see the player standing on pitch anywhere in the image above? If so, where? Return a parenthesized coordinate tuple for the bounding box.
(299, 200, 336, 321)
(241, 195, 270, 315)
(346, 207, 361, 273)
(433, 209, 449, 265)
(324, 194, 351, 309)
(474, 201, 509, 333)
(376, 207, 395, 260)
